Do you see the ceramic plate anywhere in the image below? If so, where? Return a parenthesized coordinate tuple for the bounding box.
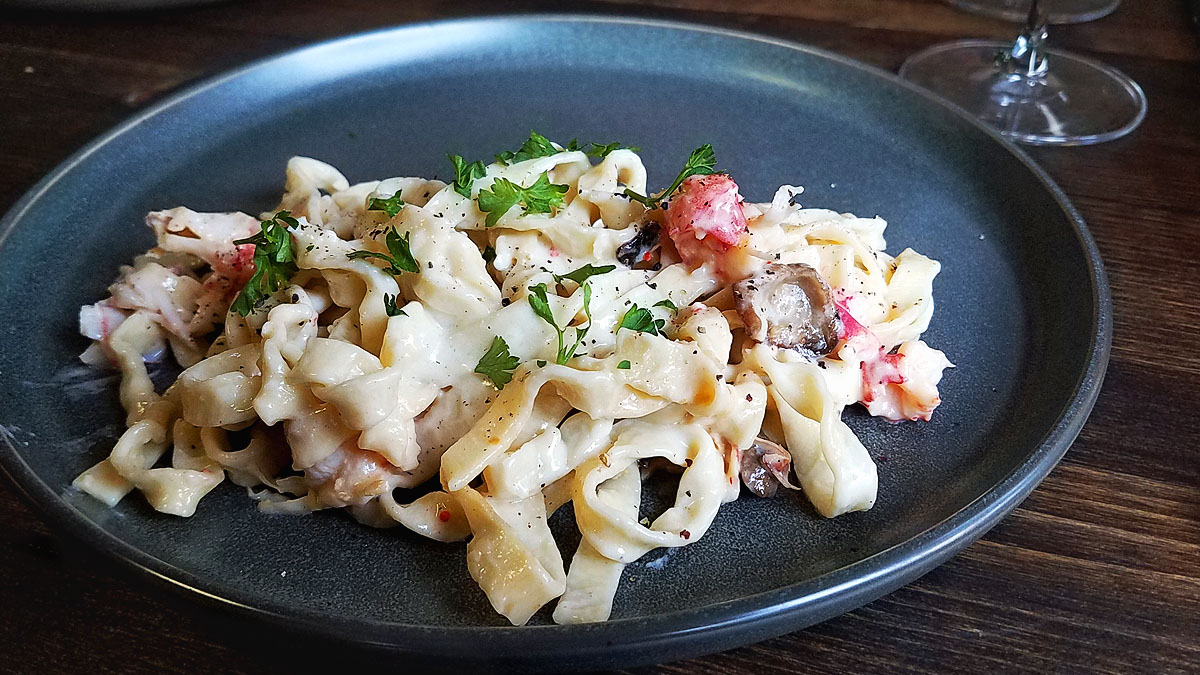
(0, 16, 1110, 671)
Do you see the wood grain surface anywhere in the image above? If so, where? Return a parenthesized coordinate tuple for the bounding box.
(1, 1, 1197, 673)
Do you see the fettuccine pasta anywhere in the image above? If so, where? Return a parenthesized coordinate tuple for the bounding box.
(74, 134, 951, 625)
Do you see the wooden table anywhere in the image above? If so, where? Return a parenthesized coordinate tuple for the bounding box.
(1, 1, 1197, 672)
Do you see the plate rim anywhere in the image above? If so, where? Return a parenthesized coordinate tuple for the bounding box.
(0, 13, 1112, 667)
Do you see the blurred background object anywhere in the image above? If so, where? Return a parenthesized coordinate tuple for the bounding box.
(901, 0, 1146, 144)
(948, 0, 1120, 24)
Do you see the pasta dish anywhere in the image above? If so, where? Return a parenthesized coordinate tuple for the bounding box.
(73, 134, 951, 625)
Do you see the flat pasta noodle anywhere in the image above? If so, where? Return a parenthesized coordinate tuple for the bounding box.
(72, 138, 950, 625)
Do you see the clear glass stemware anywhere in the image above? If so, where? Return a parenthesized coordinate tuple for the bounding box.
(948, 0, 1120, 24)
(900, 0, 1146, 145)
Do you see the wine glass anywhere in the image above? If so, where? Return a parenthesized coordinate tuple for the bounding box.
(900, 0, 1146, 145)
(948, 0, 1120, 24)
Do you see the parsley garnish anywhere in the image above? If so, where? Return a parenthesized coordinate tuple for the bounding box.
(474, 336, 521, 389)
(617, 360, 631, 370)
(347, 228, 419, 275)
(587, 142, 639, 159)
(482, 245, 497, 264)
(618, 303, 666, 336)
(383, 293, 407, 317)
(366, 193, 405, 217)
(624, 144, 717, 208)
(528, 281, 594, 364)
(495, 131, 559, 165)
(448, 154, 487, 198)
(477, 174, 568, 227)
(554, 263, 615, 287)
(653, 299, 678, 312)
(230, 211, 300, 316)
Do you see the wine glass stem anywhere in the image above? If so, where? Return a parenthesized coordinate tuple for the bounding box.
(1003, 0, 1050, 78)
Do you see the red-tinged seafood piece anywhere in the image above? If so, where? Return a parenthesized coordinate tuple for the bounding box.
(664, 174, 756, 281)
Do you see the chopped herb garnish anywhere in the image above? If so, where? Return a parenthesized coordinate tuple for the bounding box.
(382, 293, 407, 317)
(366, 193, 405, 217)
(653, 299, 678, 312)
(587, 142, 639, 159)
(528, 281, 595, 365)
(347, 228, 419, 275)
(495, 131, 559, 165)
(448, 154, 487, 198)
(617, 360, 631, 370)
(230, 211, 300, 316)
(474, 336, 520, 389)
(618, 303, 666, 336)
(482, 245, 497, 264)
(477, 173, 568, 227)
(554, 263, 616, 287)
(624, 144, 717, 208)
(536, 360, 547, 367)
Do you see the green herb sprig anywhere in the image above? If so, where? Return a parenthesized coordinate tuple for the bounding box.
(477, 173, 568, 227)
(617, 303, 666, 336)
(448, 154, 488, 198)
(528, 281, 594, 365)
(654, 299, 678, 312)
(230, 211, 300, 316)
(347, 228, 420, 275)
(586, 141, 639, 159)
(474, 336, 521, 389)
(383, 293, 407, 317)
(553, 263, 615, 287)
(495, 131, 559, 165)
(366, 193, 405, 217)
(624, 144, 717, 209)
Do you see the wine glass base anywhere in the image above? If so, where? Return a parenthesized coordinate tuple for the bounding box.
(948, 0, 1121, 24)
(899, 40, 1147, 146)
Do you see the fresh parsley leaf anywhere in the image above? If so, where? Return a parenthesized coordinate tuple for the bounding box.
(230, 211, 300, 316)
(559, 281, 593, 365)
(482, 245, 497, 264)
(347, 228, 420, 275)
(527, 282, 561, 360)
(449, 153, 487, 198)
(495, 131, 559, 165)
(474, 336, 521, 389)
(624, 144, 717, 208)
(617, 360, 631, 370)
(554, 263, 615, 286)
(653, 299, 678, 312)
(566, 139, 582, 152)
(366, 193, 405, 217)
(477, 173, 568, 227)
(536, 360, 547, 367)
(587, 142, 639, 159)
(618, 304, 666, 336)
(383, 293, 407, 317)
(527, 280, 595, 365)
(527, 283, 556, 326)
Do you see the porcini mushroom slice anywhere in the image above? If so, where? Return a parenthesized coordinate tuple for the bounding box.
(732, 263, 840, 357)
(739, 437, 797, 498)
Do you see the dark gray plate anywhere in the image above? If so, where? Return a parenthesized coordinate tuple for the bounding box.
(0, 16, 1110, 671)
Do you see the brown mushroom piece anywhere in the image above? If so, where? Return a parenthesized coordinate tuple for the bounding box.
(732, 263, 841, 358)
(739, 437, 797, 498)
(615, 221, 661, 268)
